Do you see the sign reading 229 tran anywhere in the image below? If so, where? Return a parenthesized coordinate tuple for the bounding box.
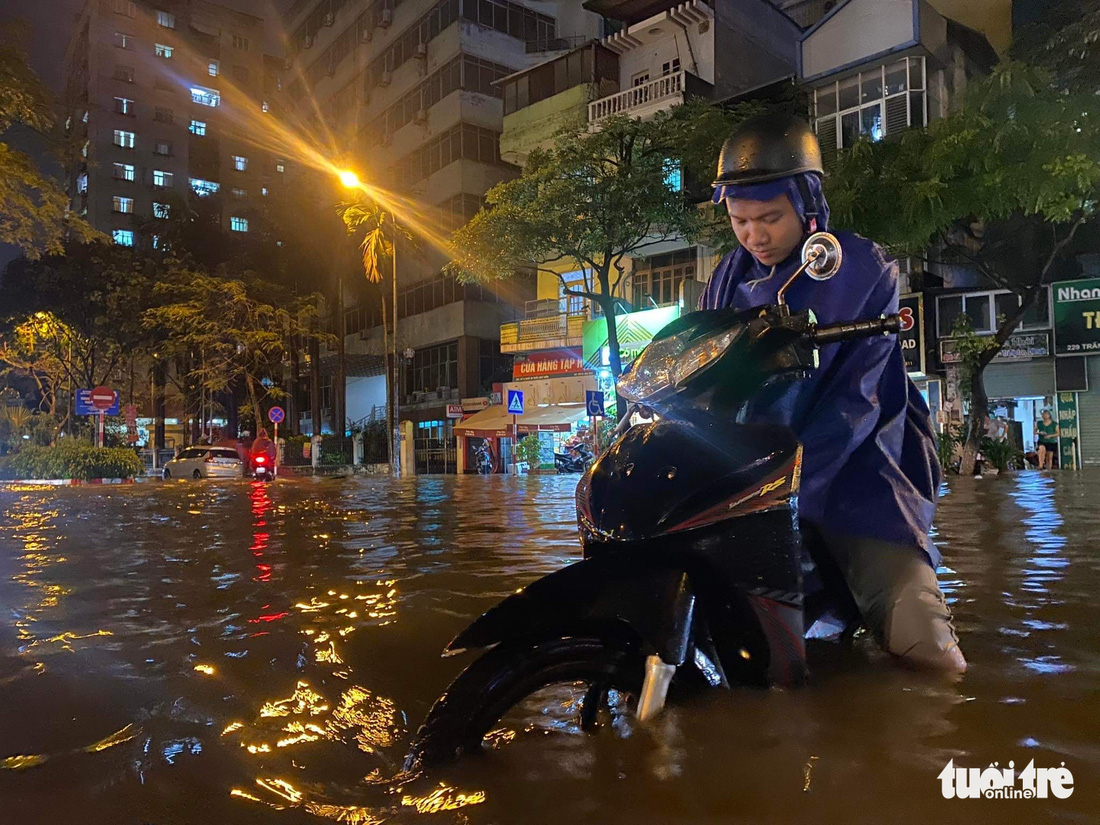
(1053, 278, 1100, 355)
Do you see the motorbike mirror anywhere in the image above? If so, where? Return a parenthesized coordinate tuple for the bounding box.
(802, 232, 843, 281)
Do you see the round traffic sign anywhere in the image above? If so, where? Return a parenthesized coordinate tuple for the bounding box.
(91, 386, 116, 411)
(268, 406, 285, 424)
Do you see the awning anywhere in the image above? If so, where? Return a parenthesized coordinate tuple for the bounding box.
(454, 405, 589, 438)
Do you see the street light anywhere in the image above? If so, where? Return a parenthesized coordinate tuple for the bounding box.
(337, 169, 361, 189)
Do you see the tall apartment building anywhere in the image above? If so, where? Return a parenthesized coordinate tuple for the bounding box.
(63, 0, 285, 247)
(283, 0, 613, 469)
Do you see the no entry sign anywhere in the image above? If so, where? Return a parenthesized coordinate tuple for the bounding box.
(91, 387, 117, 411)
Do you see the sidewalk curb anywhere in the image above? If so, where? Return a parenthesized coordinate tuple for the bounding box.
(0, 478, 140, 486)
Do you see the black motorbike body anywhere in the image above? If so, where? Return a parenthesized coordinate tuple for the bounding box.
(405, 302, 900, 770)
(554, 445, 594, 474)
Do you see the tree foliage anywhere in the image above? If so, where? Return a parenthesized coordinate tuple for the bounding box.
(0, 22, 99, 257)
(1012, 0, 1100, 94)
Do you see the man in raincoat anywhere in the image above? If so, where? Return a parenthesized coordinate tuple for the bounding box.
(701, 113, 965, 672)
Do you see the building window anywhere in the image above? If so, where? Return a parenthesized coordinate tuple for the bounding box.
(814, 57, 926, 161)
(113, 129, 136, 149)
(408, 342, 459, 393)
(114, 31, 134, 49)
(152, 234, 163, 250)
(114, 65, 135, 82)
(113, 162, 136, 181)
(154, 106, 173, 123)
(232, 34, 250, 50)
(663, 160, 682, 192)
(190, 86, 220, 107)
(208, 61, 219, 77)
(153, 201, 171, 219)
(154, 140, 172, 156)
(76, 172, 88, 193)
(232, 155, 248, 171)
(661, 58, 681, 76)
(261, 186, 269, 196)
(154, 78, 174, 92)
(262, 100, 270, 113)
(189, 119, 207, 136)
(112, 229, 134, 246)
(155, 43, 174, 59)
(190, 178, 220, 196)
(112, 196, 134, 213)
(937, 289, 1052, 338)
(153, 169, 174, 188)
(156, 10, 175, 28)
(81, 140, 89, 158)
(231, 187, 247, 198)
(114, 0, 136, 17)
(232, 65, 251, 82)
(230, 216, 249, 232)
(275, 160, 285, 173)
(114, 96, 134, 115)
(631, 248, 695, 309)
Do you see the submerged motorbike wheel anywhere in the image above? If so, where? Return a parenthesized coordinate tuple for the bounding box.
(404, 634, 644, 773)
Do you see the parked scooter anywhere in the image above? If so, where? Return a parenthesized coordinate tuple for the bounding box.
(403, 234, 902, 771)
(474, 442, 494, 475)
(554, 443, 594, 474)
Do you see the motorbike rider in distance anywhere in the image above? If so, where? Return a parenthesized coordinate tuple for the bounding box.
(251, 428, 277, 465)
(701, 112, 965, 673)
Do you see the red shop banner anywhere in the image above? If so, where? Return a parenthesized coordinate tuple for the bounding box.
(512, 348, 586, 380)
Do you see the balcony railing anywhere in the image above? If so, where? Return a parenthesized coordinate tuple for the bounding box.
(589, 70, 684, 123)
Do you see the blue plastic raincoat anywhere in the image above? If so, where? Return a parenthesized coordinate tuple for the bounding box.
(702, 175, 942, 566)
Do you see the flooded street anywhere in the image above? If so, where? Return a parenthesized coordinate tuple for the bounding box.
(1, 473, 1097, 824)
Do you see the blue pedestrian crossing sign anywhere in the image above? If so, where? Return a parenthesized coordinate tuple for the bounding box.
(507, 389, 525, 415)
(586, 390, 605, 417)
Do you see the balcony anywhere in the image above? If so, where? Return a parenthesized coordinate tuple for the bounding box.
(588, 70, 711, 125)
(499, 298, 589, 354)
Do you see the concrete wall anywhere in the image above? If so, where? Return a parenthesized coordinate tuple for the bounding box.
(711, 0, 800, 99)
(927, 0, 1011, 54)
(501, 83, 592, 163)
(616, 18, 713, 87)
(346, 374, 387, 422)
(802, 0, 916, 80)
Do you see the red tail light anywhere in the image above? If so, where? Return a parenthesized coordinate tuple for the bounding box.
(255, 456, 266, 464)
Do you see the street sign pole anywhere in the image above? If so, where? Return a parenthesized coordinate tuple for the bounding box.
(98, 411, 105, 448)
(512, 414, 517, 476)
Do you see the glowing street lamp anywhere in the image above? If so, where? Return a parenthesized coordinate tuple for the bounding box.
(337, 169, 361, 189)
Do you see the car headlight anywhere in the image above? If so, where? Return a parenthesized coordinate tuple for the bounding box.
(618, 327, 740, 404)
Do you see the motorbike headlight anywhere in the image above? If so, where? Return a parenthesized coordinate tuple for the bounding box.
(670, 329, 739, 388)
(618, 327, 739, 404)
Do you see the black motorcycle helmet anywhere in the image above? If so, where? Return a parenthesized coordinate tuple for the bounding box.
(713, 112, 824, 187)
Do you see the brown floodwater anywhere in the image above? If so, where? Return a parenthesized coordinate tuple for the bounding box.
(0, 473, 1097, 825)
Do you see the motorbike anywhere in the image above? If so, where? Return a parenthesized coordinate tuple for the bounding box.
(402, 233, 901, 772)
(249, 452, 276, 481)
(554, 443, 594, 474)
(474, 442, 494, 475)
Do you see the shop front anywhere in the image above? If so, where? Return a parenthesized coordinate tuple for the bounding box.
(1052, 277, 1100, 466)
(453, 400, 589, 473)
(900, 293, 943, 430)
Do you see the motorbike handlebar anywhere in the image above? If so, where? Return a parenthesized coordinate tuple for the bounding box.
(810, 313, 902, 346)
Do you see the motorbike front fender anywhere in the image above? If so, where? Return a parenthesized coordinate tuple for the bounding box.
(445, 552, 695, 666)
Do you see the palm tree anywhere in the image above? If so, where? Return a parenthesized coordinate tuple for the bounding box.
(336, 198, 413, 472)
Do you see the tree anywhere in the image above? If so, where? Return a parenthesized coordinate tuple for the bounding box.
(827, 63, 1100, 473)
(143, 270, 324, 437)
(336, 197, 413, 466)
(446, 115, 705, 411)
(1012, 0, 1100, 94)
(0, 22, 98, 257)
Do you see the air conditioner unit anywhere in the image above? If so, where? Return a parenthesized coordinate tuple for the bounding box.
(303, 34, 314, 49)
(379, 69, 392, 86)
(414, 107, 428, 124)
(379, 8, 392, 27)
(323, 11, 335, 26)
(414, 42, 427, 59)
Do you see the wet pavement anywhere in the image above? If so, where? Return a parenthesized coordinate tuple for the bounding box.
(0, 472, 1098, 824)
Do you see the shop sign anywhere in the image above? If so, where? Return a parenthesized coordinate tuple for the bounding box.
(940, 331, 1051, 364)
(461, 397, 490, 412)
(1053, 277, 1100, 355)
(1057, 392, 1079, 470)
(899, 293, 925, 375)
(446, 404, 464, 418)
(581, 306, 680, 370)
(512, 348, 585, 380)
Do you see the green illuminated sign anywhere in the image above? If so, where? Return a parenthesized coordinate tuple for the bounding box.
(581, 305, 681, 371)
(1053, 277, 1100, 355)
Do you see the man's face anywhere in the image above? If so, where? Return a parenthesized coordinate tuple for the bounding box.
(725, 192, 804, 268)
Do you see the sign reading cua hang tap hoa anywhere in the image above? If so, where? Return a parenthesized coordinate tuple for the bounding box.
(1053, 277, 1100, 355)
(512, 348, 586, 380)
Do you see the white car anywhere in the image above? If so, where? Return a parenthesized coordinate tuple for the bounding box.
(163, 447, 244, 479)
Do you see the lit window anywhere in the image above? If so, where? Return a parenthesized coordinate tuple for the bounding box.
(208, 61, 219, 77)
(261, 186, 269, 196)
(262, 101, 269, 113)
(156, 10, 175, 28)
(232, 34, 250, 50)
(189, 119, 207, 136)
(153, 169, 173, 188)
(113, 129, 136, 149)
(152, 234, 163, 249)
(155, 43, 173, 58)
(154, 107, 173, 123)
(112, 229, 134, 246)
(231, 187, 247, 198)
(190, 178, 220, 196)
(83, 110, 88, 123)
(153, 202, 171, 219)
(663, 160, 682, 192)
(190, 86, 220, 107)
(232, 155, 248, 171)
(154, 141, 172, 156)
(81, 140, 89, 158)
(275, 160, 285, 173)
(114, 96, 134, 114)
(76, 173, 88, 193)
(114, 31, 134, 49)
(113, 162, 135, 181)
(112, 196, 134, 213)
(230, 216, 249, 232)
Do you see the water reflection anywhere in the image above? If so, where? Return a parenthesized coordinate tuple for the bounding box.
(0, 474, 1097, 823)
